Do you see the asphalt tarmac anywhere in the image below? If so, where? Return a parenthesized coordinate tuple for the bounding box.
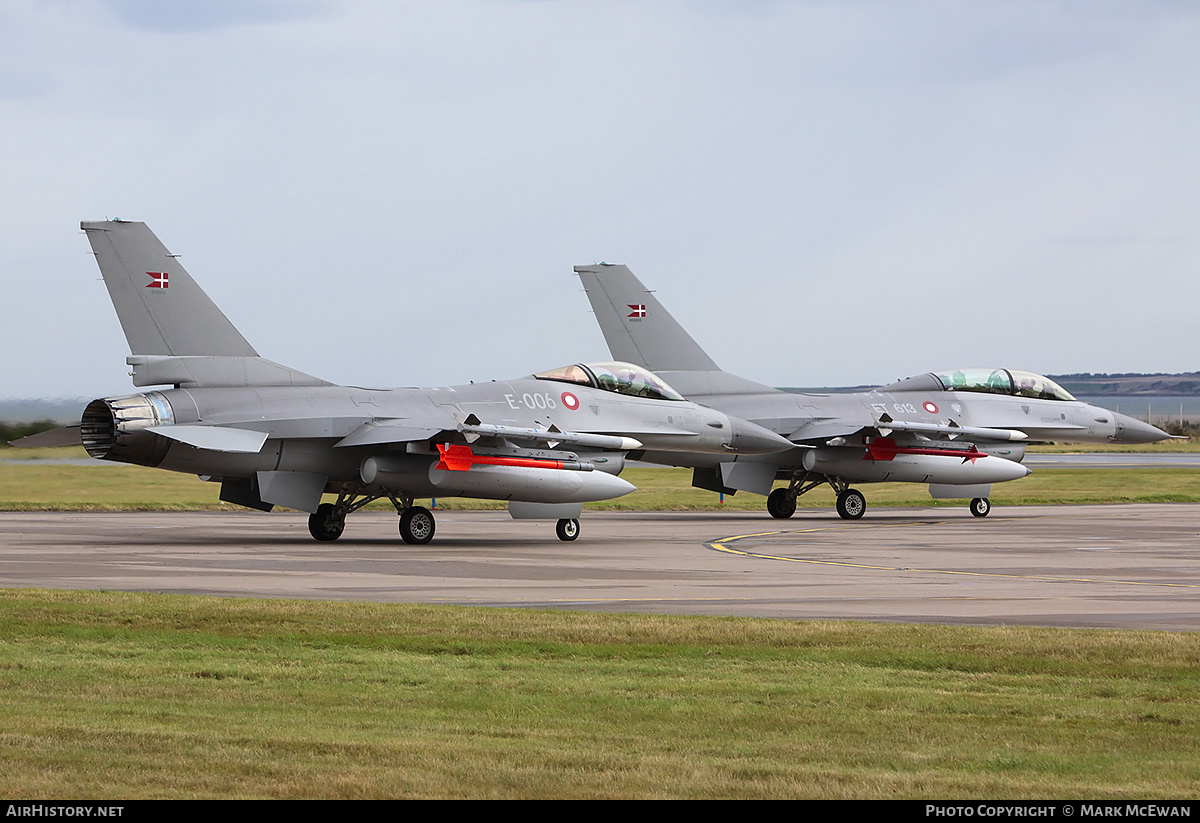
(2, 504, 1198, 630)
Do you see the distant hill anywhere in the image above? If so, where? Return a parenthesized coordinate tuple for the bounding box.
(1048, 373, 1200, 397)
(783, 372, 1200, 396)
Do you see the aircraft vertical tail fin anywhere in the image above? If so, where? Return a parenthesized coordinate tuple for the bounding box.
(83, 220, 257, 357)
(573, 264, 720, 372)
(82, 220, 329, 388)
(574, 264, 777, 396)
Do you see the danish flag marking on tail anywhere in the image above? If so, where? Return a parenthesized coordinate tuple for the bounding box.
(627, 304, 646, 318)
(146, 271, 169, 289)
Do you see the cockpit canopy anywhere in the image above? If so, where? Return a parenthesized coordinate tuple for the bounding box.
(535, 361, 686, 401)
(884, 369, 1076, 401)
(933, 368, 1076, 401)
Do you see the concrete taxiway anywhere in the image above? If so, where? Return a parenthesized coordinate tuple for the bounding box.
(2, 504, 1198, 630)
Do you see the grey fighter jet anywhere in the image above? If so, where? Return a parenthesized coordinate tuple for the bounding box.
(45, 221, 792, 544)
(575, 264, 1170, 520)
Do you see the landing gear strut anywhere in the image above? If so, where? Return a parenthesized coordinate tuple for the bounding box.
(306, 486, 440, 544)
(305, 486, 590, 543)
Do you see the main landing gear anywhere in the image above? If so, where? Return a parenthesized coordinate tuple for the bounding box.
(398, 505, 435, 544)
(306, 487, 437, 544)
(767, 475, 866, 521)
(835, 488, 866, 520)
(764, 474, 994, 520)
(305, 486, 586, 543)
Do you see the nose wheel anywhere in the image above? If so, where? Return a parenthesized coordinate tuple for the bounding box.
(969, 497, 991, 518)
(556, 518, 580, 541)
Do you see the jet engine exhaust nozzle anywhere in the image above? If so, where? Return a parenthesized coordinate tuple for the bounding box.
(80, 392, 175, 467)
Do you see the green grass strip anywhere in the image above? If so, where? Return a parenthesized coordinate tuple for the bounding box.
(0, 589, 1198, 798)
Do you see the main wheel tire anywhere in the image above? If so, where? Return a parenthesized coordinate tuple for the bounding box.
(970, 497, 991, 518)
(308, 503, 345, 542)
(399, 506, 436, 544)
(556, 518, 580, 541)
(767, 488, 797, 519)
(836, 489, 866, 520)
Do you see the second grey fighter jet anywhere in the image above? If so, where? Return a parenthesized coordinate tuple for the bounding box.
(575, 264, 1170, 520)
(59, 221, 791, 544)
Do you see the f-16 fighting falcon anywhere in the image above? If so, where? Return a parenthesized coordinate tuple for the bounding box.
(575, 264, 1170, 520)
(22, 221, 792, 544)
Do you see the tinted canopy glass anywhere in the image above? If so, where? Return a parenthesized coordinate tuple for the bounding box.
(535, 361, 686, 401)
(932, 368, 1075, 401)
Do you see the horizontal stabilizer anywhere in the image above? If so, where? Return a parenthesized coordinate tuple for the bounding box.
(146, 424, 269, 453)
(7, 425, 82, 448)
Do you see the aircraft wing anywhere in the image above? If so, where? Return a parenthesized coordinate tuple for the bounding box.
(455, 420, 642, 451)
(786, 419, 872, 443)
(334, 416, 643, 451)
(335, 420, 449, 448)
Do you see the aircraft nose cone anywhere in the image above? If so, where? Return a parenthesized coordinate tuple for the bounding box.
(1112, 412, 1171, 444)
(726, 415, 795, 454)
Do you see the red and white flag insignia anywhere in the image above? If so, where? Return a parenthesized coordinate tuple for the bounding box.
(627, 304, 646, 318)
(146, 271, 169, 289)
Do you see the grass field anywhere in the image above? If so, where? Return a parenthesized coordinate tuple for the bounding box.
(1, 589, 1198, 799)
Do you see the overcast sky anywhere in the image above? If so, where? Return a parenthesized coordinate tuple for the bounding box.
(3, 0, 1198, 400)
